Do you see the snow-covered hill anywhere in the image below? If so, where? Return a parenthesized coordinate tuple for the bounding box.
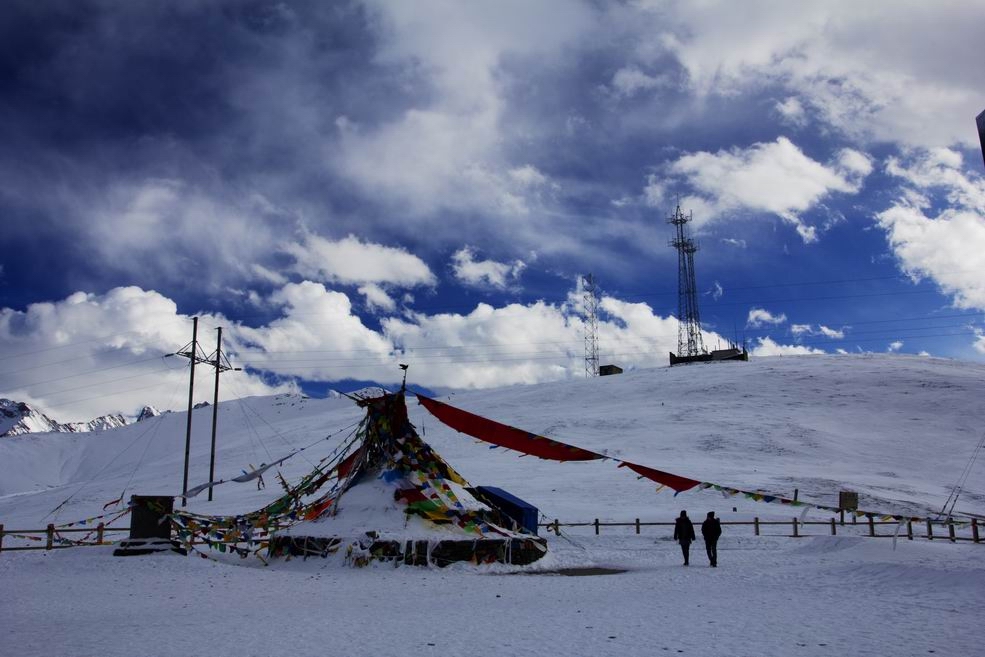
(1, 354, 983, 528)
(3, 355, 984, 657)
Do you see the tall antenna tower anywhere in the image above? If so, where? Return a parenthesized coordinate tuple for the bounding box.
(583, 273, 600, 378)
(668, 204, 705, 358)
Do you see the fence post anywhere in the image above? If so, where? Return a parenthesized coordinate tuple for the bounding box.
(852, 512, 857, 525)
(907, 520, 913, 540)
(839, 509, 844, 526)
(792, 518, 798, 538)
(635, 518, 640, 535)
(0, 523, 4, 553)
(46, 524, 55, 550)
(926, 519, 933, 540)
(96, 523, 105, 545)
(830, 518, 836, 536)
(948, 521, 956, 543)
(553, 519, 559, 535)
(867, 515, 875, 538)
(754, 517, 760, 536)
(973, 519, 980, 544)
(594, 519, 600, 536)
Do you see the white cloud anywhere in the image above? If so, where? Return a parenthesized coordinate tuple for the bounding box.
(709, 281, 723, 301)
(775, 97, 807, 126)
(334, 1, 591, 221)
(668, 138, 871, 242)
(750, 337, 825, 357)
(877, 150, 985, 310)
(284, 233, 436, 288)
(0, 287, 290, 422)
(655, 1, 985, 148)
(233, 282, 395, 381)
(818, 325, 846, 339)
(973, 330, 985, 355)
(610, 67, 668, 97)
(451, 246, 527, 290)
(508, 165, 551, 188)
(747, 307, 787, 328)
(720, 238, 747, 249)
(1, 280, 743, 418)
(790, 323, 846, 339)
(888, 340, 904, 352)
(86, 179, 287, 289)
(357, 284, 397, 313)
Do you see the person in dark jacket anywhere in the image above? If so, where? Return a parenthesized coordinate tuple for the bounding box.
(673, 510, 696, 565)
(701, 511, 722, 567)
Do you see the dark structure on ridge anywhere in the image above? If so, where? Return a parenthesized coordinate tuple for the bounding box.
(667, 204, 747, 366)
(977, 109, 985, 170)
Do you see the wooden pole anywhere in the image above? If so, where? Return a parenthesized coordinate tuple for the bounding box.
(973, 519, 980, 544)
(635, 518, 640, 535)
(594, 518, 600, 535)
(867, 515, 875, 537)
(754, 517, 760, 536)
(0, 523, 4, 553)
(926, 519, 933, 540)
(46, 524, 55, 550)
(907, 520, 913, 540)
(553, 519, 559, 535)
(181, 317, 199, 507)
(948, 521, 956, 543)
(839, 509, 845, 525)
(830, 518, 836, 535)
(96, 522, 105, 545)
(207, 327, 223, 502)
(792, 518, 798, 537)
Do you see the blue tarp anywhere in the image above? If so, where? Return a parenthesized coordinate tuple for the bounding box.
(472, 486, 539, 536)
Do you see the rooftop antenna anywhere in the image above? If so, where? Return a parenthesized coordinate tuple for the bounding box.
(668, 203, 705, 358)
(583, 274, 600, 378)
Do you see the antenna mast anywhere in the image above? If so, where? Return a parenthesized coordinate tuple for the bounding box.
(668, 204, 705, 358)
(583, 273, 600, 378)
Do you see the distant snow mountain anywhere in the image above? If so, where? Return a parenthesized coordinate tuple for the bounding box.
(136, 405, 162, 422)
(1, 398, 128, 437)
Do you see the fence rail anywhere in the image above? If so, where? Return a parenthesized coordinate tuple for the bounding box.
(539, 515, 982, 543)
(0, 523, 130, 553)
(2, 515, 980, 555)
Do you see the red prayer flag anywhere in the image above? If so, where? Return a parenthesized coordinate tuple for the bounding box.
(417, 395, 604, 462)
(617, 461, 700, 494)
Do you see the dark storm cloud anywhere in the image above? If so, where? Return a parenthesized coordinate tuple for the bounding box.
(0, 0, 425, 310)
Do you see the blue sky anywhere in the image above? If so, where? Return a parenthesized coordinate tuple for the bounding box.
(1, 0, 984, 420)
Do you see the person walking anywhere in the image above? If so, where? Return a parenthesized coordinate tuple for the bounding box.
(702, 511, 722, 567)
(673, 510, 696, 566)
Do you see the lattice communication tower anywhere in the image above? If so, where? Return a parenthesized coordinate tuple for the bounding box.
(668, 205, 705, 357)
(583, 273, 600, 378)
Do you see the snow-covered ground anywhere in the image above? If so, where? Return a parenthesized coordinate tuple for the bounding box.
(2, 354, 984, 656)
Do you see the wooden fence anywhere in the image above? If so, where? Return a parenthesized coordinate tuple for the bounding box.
(0, 523, 131, 553)
(540, 515, 982, 543)
(2, 515, 980, 555)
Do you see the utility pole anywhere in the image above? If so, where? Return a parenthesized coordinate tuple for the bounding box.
(583, 273, 600, 378)
(173, 317, 212, 506)
(206, 327, 240, 502)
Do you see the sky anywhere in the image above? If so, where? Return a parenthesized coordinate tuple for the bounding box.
(1, 0, 984, 421)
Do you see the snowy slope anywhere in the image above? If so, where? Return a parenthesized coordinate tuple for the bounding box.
(2, 355, 984, 657)
(1, 355, 983, 528)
